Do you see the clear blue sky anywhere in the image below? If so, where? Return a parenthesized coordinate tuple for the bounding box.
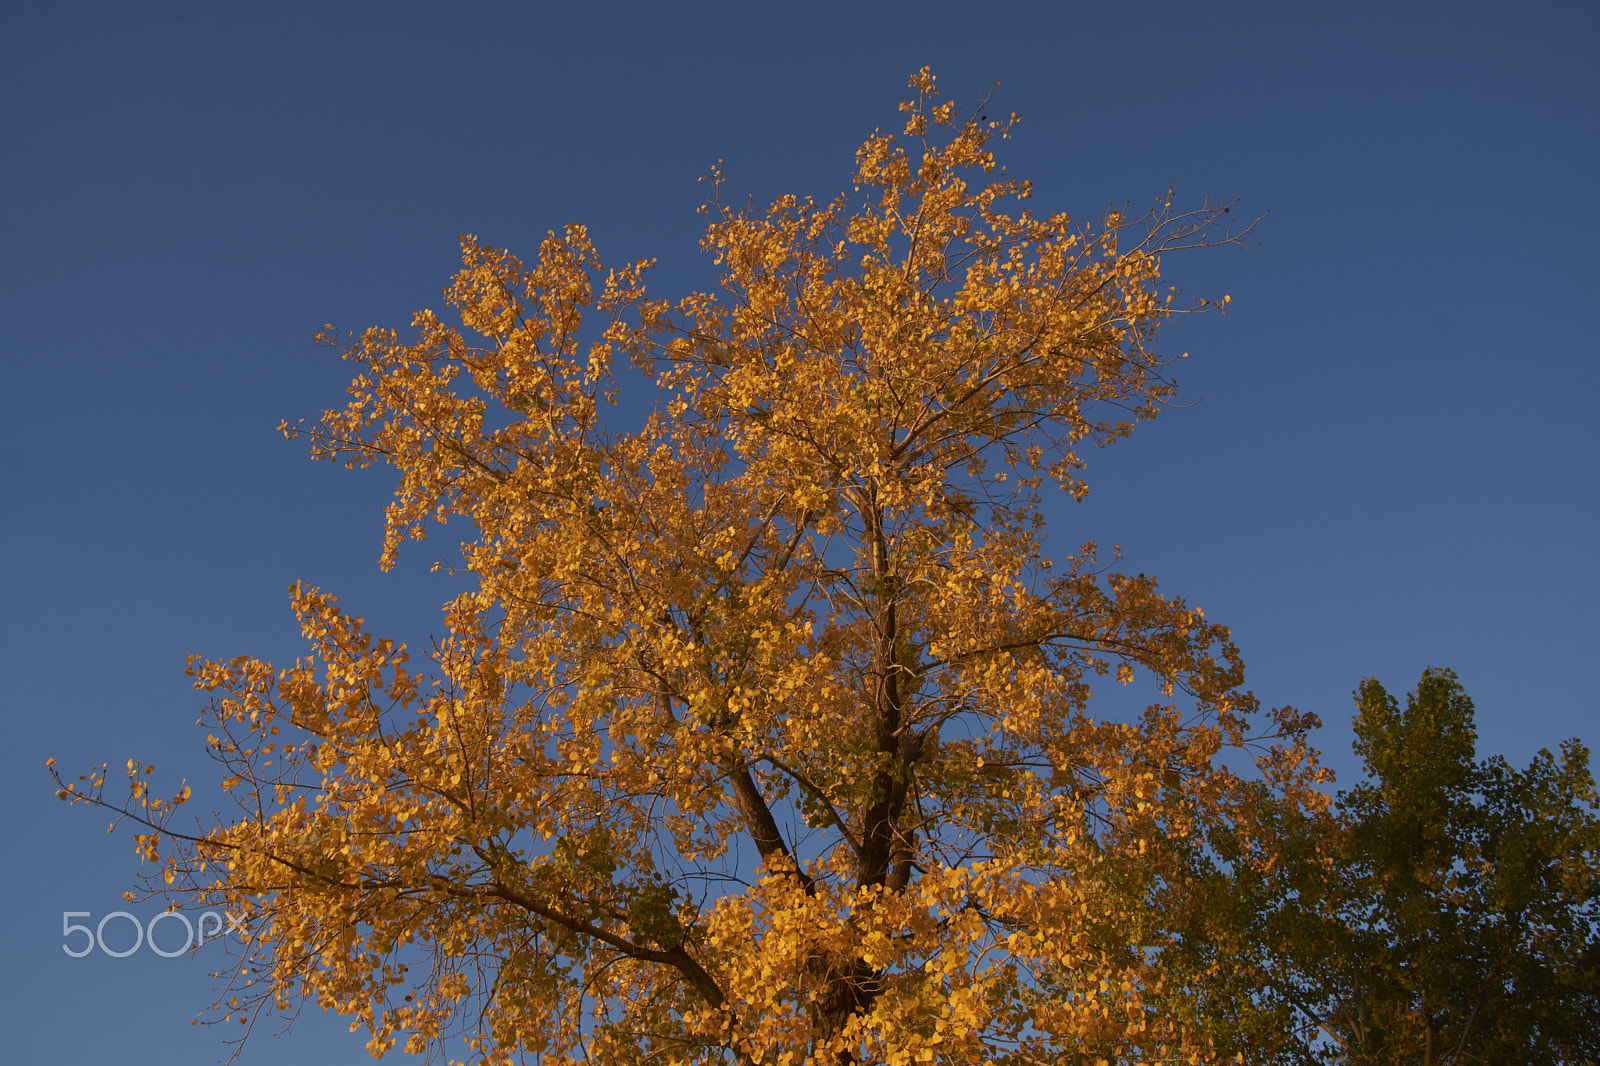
(3, 2, 1595, 1061)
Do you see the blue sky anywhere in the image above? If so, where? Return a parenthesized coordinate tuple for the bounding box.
(3, 2, 1596, 1061)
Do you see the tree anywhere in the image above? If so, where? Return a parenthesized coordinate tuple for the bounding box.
(54, 69, 1319, 1066)
(1155, 669, 1600, 1064)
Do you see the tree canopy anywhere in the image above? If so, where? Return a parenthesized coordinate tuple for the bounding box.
(1154, 669, 1600, 1064)
(54, 70, 1325, 1066)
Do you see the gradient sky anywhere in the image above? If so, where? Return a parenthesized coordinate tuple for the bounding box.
(3, 2, 1596, 1062)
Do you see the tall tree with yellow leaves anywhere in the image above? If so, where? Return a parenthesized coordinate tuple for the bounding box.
(57, 70, 1323, 1065)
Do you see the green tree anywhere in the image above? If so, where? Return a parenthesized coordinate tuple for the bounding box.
(1157, 669, 1600, 1064)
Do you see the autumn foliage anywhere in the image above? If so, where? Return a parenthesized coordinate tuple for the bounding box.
(56, 70, 1325, 1065)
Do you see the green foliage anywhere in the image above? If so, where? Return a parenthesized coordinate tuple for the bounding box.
(1155, 668, 1600, 1064)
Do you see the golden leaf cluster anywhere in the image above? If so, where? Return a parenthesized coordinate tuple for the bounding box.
(56, 69, 1321, 1066)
